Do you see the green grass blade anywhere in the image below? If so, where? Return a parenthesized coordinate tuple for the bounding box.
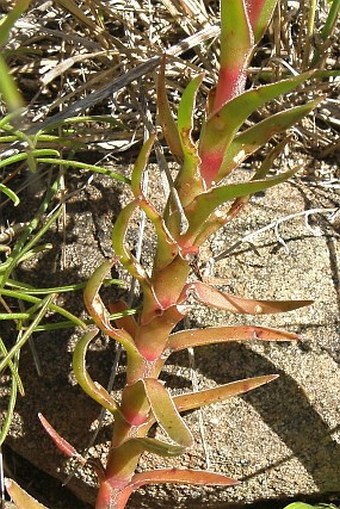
(0, 288, 86, 328)
(0, 294, 54, 373)
(36, 157, 130, 184)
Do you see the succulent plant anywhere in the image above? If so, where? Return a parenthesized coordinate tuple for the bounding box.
(6, 0, 335, 508)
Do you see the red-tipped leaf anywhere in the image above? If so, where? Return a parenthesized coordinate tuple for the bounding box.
(174, 374, 278, 412)
(38, 413, 86, 464)
(187, 281, 313, 314)
(167, 325, 298, 352)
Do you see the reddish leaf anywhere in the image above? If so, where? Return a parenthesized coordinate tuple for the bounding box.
(38, 413, 86, 464)
(109, 469, 238, 509)
(187, 281, 313, 314)
(174, 375, 278, 412)
(167, 325, 298, 352)
(131, 468, 239, 487)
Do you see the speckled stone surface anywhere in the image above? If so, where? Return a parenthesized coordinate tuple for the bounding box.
(1, 171, 339, 509)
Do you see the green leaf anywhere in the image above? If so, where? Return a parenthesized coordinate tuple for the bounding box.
(83, 260, 143, 374)
(36, 157, 129, 184)
(167, 325, 298, 352)
(5, 479, 49, 509)
(137, 437, 185, 457)
(173, 375, 278, 412)
(0, 54, 24, 111)
(183, 166, 299, 242)
(199, 70, 315, 186)
(186, 281, 313, 315)
(0, 294, 54, 373)
(216, 98, 323, 182)
(177, 74, 204, 152)
(73, 329, 119, 414)
(157, 56, 183, 161)
(131, 135, 156, 197)
(112, 200, 150, 283)
(143, 378, 193, 447)
(176, 74, 205, 205)
(131, 137, 179, 271)
(0, 0, 32, 46)
(0, 149, 60, 169)
(136, 305, 185, 361)
(284, 504, 315, 509)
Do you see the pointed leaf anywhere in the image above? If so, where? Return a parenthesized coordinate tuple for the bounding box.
(112, 200, 150, 283)
(187, 281, 313, 314)
(174, 374, 278, 412)
(113, 469, 238, 509)
(137, 437, 185, 457)
(178, 74, 204, 152)
(131, 137, 179, 270)
(183, 166, 298, 242)
(143, 378, 193, 447)
(216, 98, 323, 182)
(131, 134, 156, 197)
(5, 479, 48, 509)
(176, 74, 205, 205)
(157, 55, 184, 161)
(199, 70, 315, 185)
(167, 325, 298, 352)
(83, 260, 142, 367)
(73, 329, 120, 414)
(247, 0, 278, 43)
(131, 468, 238, 488)
(214, 0, 253, 111)
(38, 413, 86, 464)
